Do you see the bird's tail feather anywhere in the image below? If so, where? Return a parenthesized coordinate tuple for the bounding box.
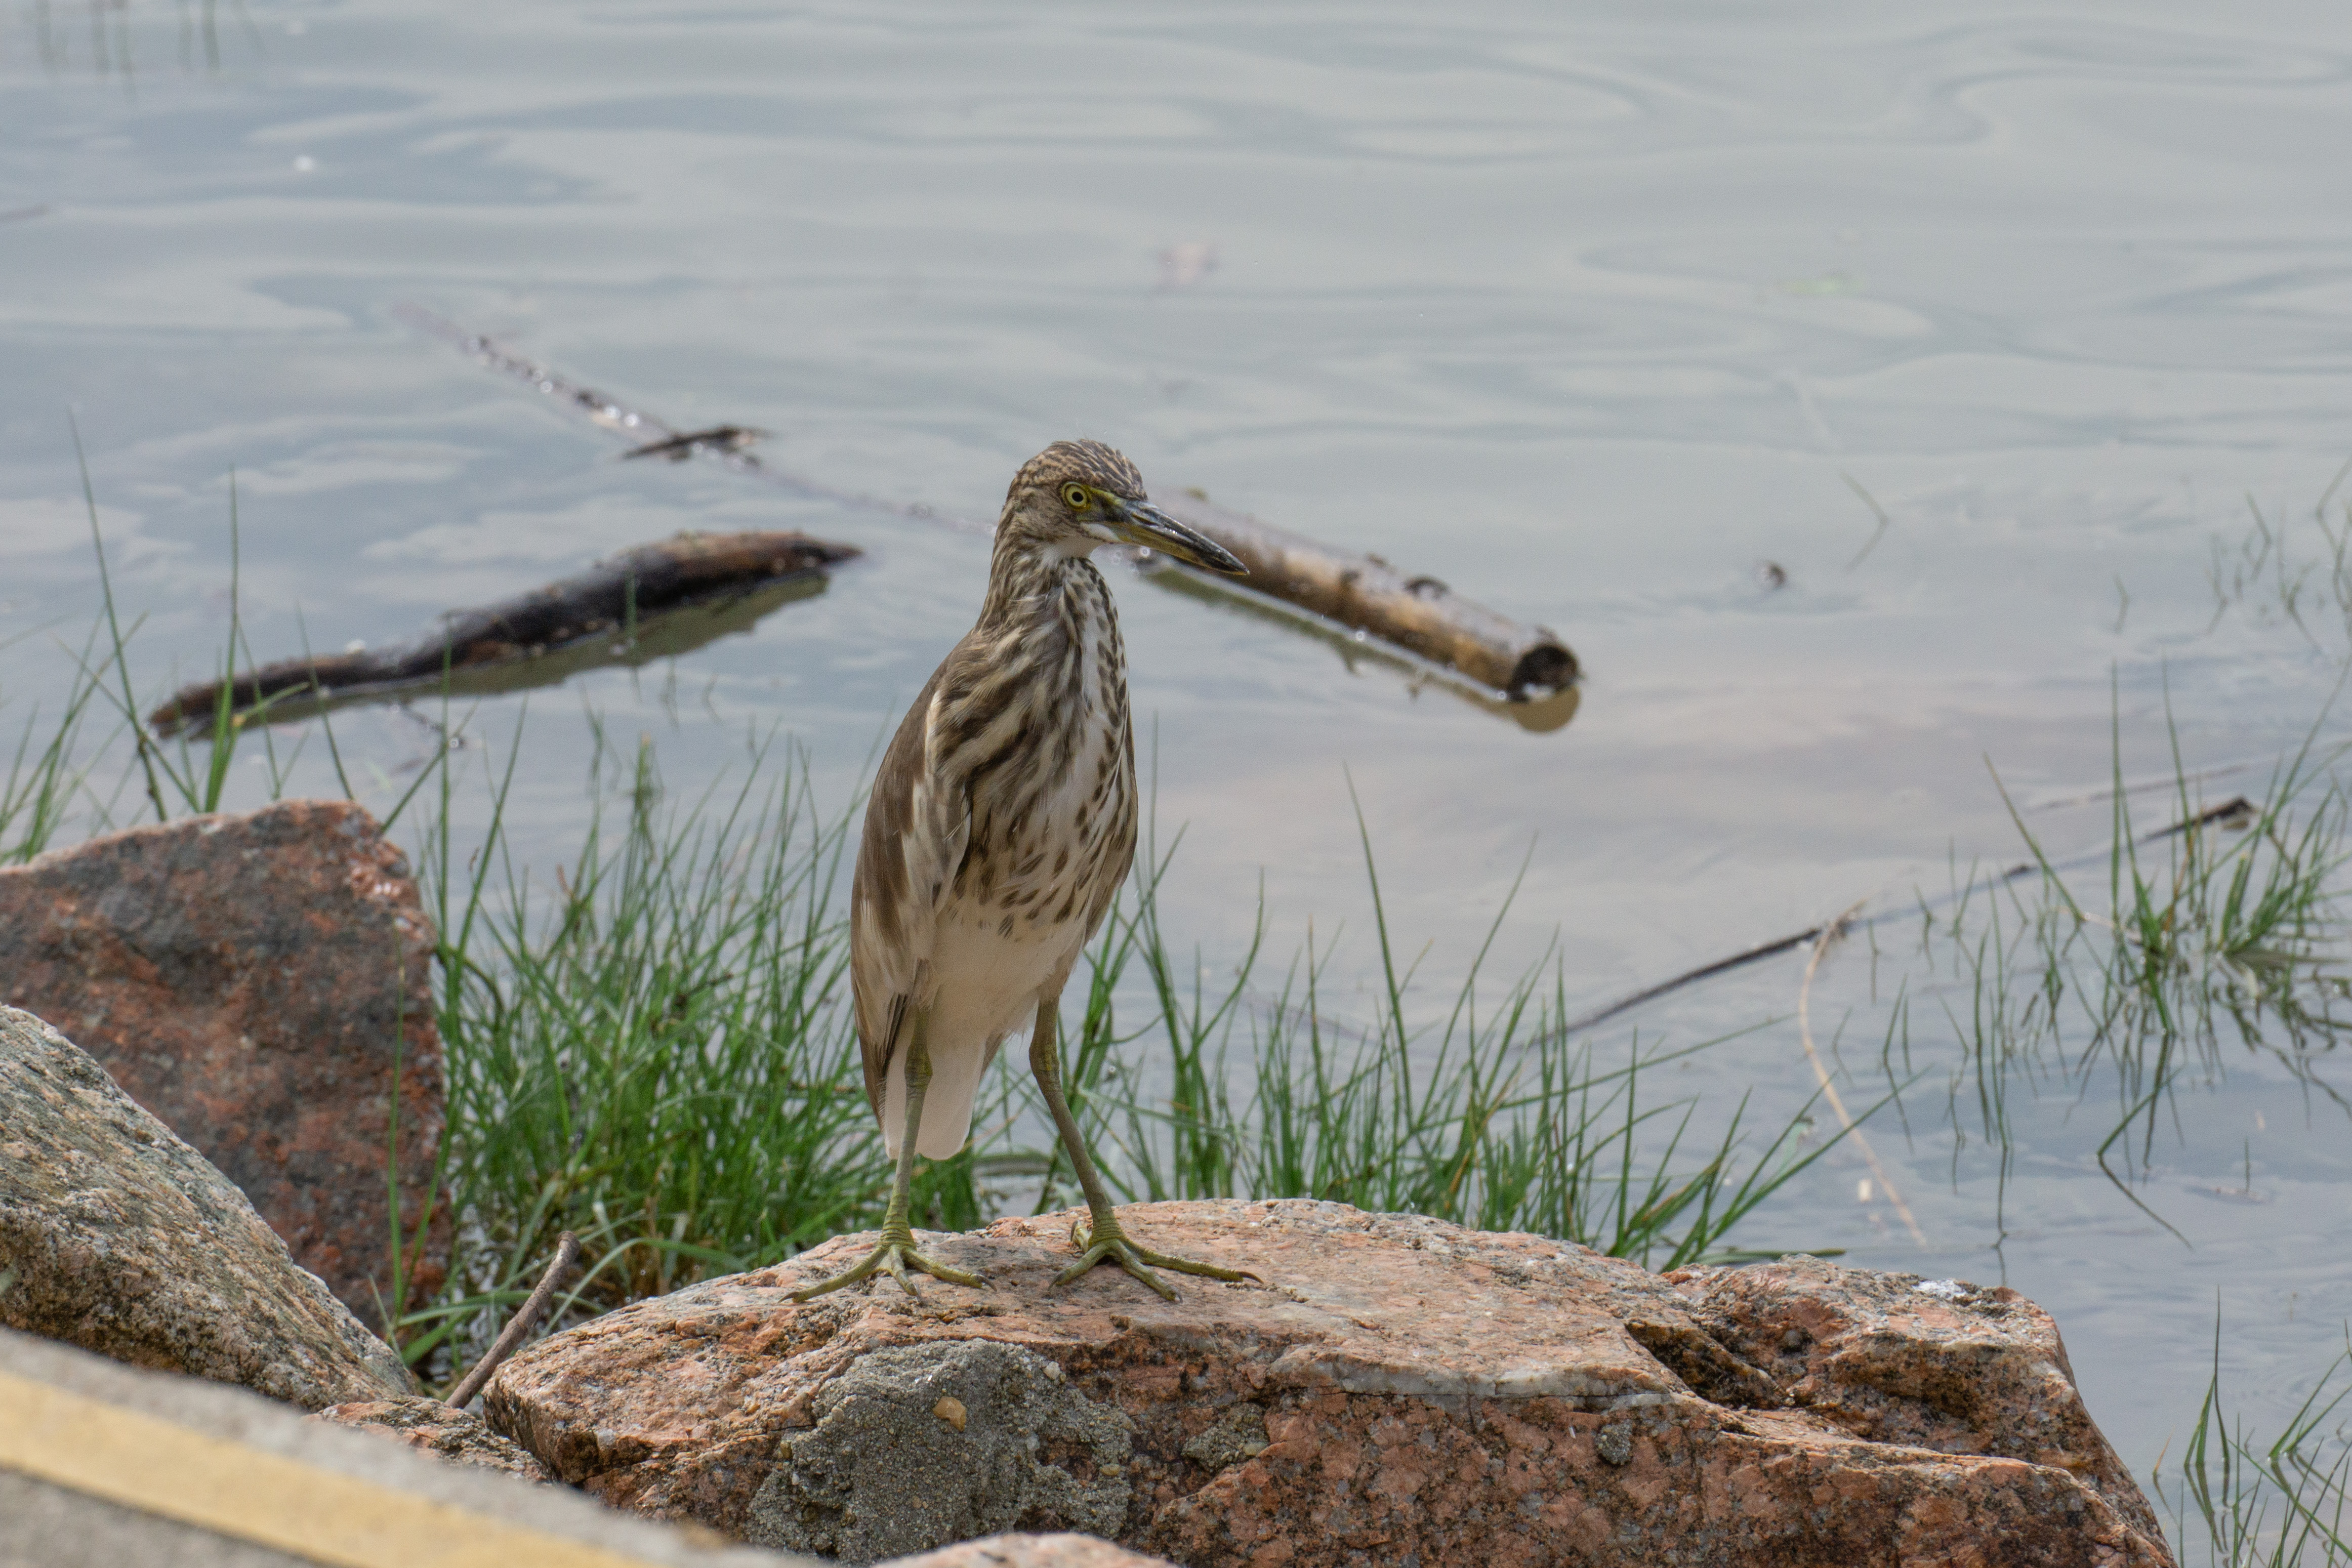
(881, 1042, 987, 1162)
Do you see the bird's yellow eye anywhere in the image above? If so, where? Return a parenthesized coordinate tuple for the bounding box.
(1060, 482, 1090, 510)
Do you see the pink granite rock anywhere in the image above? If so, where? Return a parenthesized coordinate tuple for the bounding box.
(0, 799, 448, 1329)
(482, 1200, 2172, 1567)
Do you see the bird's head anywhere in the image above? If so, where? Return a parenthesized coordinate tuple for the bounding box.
(998, 440, 1246, 575)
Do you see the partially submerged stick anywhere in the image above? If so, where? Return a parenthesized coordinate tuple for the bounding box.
(1555, 795, 2261, 1040)
(1148, 493, 1578, 699)
(148, 529, 858, 734)
(445, 1231, 580, 1410)
(1139, 554, 1583, 732)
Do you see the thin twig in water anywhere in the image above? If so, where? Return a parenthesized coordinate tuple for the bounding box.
(1558, 792, 2265, 1043)
(1841, 472, 1891, 569)
(445, 1231, 580, 1409)
(1556, 926, 1823, 1039)
(2316, 452, 2352, 523)
(2144, 796, 2254, 840)
(1797, 903, 1926, 1246)
(394, 304, 992, 537)
(2028, 762, 2255, 814)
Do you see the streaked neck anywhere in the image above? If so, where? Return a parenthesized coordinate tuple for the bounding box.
(979, 535, 1104, 630)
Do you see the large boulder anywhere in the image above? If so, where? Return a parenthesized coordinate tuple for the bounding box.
(483, 1200, 2172, 1567)
(0, 1005, 415, 1408)
(0, 798, 449, 1328)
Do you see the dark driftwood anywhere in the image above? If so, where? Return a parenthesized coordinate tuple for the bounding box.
(1150, 494, 1578, 698)
(148, 530, 859, 735)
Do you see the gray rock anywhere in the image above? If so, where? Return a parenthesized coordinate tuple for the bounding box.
(0, 1005, 414, 1409)
(745, 1341, 1135, 1565)
(1177, 1404, 1267, 1473)
(1594, 1422, 1634, 1466)
(314, 1395, 554, 1482)
(0, 1325, 804, 1568)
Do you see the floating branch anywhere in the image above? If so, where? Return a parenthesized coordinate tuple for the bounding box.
(393, 304, 992, 535)
(148, 530, 859, 736)
(1137, 548, 1581, 733)
(1147, 493, 1579, 700)
(622, 425, 768, 462)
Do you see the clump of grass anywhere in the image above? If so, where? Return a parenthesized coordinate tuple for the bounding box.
(2205, 471, 2352, 655)
(0, 634, 106, 865)
(2160, 1319, 2352, 1568)
(40, 448, 360, 841)
(1053, 808, 1853, 1270)
(398, 724, 888, 1374)
(1901, 694, 2351, 1226)
(4, 452, 295, 861)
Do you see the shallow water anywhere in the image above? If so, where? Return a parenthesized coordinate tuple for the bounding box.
(7, 0, 2352, 1534)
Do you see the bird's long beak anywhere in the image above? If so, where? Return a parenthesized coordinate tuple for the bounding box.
(1105, 497, 1247, 576)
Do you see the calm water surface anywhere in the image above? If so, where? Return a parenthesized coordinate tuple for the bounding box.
(7, 0, 2352, 1524)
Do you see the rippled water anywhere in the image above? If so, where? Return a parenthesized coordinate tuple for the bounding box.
(8, 0, 2352, 1530)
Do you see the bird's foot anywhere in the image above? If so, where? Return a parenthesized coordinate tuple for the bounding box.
(1053, 1215, 1260, 1301)
(788, 1229, 984, 1303)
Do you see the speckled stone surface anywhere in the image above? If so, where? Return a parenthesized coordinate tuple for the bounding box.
(485, 1200, 2173, 1567)
(0, 800, 448, 1330)
(885, 1535, 1174, 1568)
(0, 1006, 415, 1410)
(317, 1395, 556, 1483)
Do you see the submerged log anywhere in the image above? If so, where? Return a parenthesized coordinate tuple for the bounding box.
(1148, 493, 1578, 699)
(148, 529, 859, 736)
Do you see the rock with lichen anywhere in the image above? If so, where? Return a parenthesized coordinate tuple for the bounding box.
(315, 1394, 555, 1482)
(482, 1199, 2173, 1567)
(0, 1004, 414, 1410)
(746, 1339, 1133, 1563)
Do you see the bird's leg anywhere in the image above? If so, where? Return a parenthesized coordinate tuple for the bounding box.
(789, 1013, 983, 1302)
(1029, 995, 1259, 1300)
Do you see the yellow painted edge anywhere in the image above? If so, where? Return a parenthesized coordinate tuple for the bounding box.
(0, 1368, 660, 1568)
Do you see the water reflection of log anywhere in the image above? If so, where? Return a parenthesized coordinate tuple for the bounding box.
(148, 530, 858, 736)
(1142, 493, 1579, 706)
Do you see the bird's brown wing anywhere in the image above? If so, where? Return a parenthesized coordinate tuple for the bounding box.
(849, 659, 969, 1119)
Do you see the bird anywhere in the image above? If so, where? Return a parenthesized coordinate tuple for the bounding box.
(790, 439, 1253, 1303)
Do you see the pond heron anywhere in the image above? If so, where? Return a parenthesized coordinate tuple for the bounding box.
(791, 440, 1255, 1302)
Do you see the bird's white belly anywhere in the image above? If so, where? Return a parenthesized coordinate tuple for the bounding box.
(928, 905, 1084, 1054)
(881, 897, 1093, 1160)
